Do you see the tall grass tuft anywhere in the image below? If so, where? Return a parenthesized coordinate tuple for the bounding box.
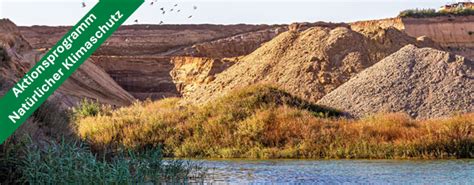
(20, 139, 206, 184)
(72, 99, 102, 119)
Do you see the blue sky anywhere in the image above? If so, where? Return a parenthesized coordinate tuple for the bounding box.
(0, 0, 448, 26)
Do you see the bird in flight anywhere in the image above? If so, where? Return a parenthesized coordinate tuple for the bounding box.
(82, 2, 86, 8)
(188, 15, 193, 19)
(134, 19, 139, 23)
(193, 6, 198, 10)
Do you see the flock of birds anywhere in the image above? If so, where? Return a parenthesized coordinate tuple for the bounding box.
(81, 0, 198, 24)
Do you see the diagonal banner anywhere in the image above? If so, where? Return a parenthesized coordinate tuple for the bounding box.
(0, 0, 144, 143)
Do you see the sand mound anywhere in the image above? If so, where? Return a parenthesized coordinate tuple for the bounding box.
(318, 45, 473, 119)
(185, 25, 431, 103)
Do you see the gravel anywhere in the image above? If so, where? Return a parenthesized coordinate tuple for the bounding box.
(317, 45, 473, 119)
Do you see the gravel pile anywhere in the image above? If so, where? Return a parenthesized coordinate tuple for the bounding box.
(318, 45, 473, 119)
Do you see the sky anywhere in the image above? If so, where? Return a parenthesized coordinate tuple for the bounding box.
(0, 0, 451, 26)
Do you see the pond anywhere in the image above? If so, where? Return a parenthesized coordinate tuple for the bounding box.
(194, 159, 473, 184)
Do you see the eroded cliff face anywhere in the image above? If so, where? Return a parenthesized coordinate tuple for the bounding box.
(20, 24, 284, 101)
(170, 57, 235, 97)
(55, 60, 135, 106)
(351, 16, 474, 59)
(91, 55, 235, 100)
(20, 24, 279, 56)
(402, 16, 474, 48)
(91, 56, 179, 100)
(169, 27, 287, 58)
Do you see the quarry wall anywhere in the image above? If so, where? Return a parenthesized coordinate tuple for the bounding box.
(352, 16, 474, 48)
(91, 56, 179, 100)
(402, 16, 474, 48)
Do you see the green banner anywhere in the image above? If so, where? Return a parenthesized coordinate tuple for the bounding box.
(0, 0, 144, 143)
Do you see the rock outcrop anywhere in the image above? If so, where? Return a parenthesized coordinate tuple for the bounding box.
(184, 26, 432, 104)
(318, 45, 473, 119)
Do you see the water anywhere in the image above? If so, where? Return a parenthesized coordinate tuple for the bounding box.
(194, 159, 474, 184)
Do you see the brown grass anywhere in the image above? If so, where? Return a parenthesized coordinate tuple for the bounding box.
(76, 85, 473, 159)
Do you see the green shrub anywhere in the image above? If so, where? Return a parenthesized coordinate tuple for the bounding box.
(73, 99, 102, 118)
(20, 139, 206, 184)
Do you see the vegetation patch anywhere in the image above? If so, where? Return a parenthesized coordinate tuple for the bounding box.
(0, 99, 207, 184)
(76, 85, 473, 159)
(399, 8, 474, 18)
(0, 139, 206, 184)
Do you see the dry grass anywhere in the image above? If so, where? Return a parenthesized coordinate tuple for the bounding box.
(76, 85, 473, 159)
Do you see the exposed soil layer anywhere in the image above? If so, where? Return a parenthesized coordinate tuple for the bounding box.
(170, 57, 235, 97)
(91, 56, 179, 100)
(92, 56, 235, 100)
(19, 24, 280, 56)
(351, 16, 474, 59)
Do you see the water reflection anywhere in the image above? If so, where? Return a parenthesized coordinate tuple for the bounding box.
(194, 159, 473, 184)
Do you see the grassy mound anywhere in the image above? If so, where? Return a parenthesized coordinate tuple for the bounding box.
(77, 85, 473, 159)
